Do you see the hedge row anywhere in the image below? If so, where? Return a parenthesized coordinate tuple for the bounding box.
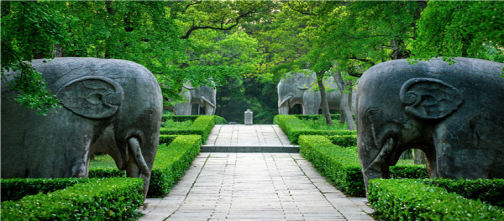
(162, 114, 228, 124)
(147, 135, 201, 198)
(423, 178, 504, 208)
(1, 178, 88, 202)
(1, 178, 143, 220)
(292, 114, 341, 121)
(159, 115, 215, 143)
(368, 179, 504, 220)
(276, 115, 356, 144)
(327, 135, 357, 147)
(299, 135, 428, 196)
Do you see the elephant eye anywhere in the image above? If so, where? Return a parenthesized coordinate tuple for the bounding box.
(367, 108, 380, 117)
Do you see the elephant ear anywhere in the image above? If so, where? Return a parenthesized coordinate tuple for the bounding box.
(57, 76, 123, 119)
(400, 78, 463, 120)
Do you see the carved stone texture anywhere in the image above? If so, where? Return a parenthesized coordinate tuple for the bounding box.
(277, 71, 344, 115)
(174, 82, 217, 115)
(1, 57, 163, 198)
(355, 57, 504, 194)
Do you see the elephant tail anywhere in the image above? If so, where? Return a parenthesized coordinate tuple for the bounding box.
(200, 96, 216, 108)
(278, 94, 293, 107)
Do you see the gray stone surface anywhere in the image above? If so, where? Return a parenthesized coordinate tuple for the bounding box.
(244, 109, 253, 125)
(201, 125, 297, 152)
(140, 153, 374, 220)
(174, 82, 216, 115)
(1, 57, 163, 197)
(278, 71, 342, 115)
(356, 57, 504, 193)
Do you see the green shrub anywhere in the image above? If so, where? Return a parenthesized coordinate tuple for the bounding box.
(159, 135, 178, 145)
(1, 178, 89, 202)
(299, 135, 429, 196)
(214, 115, 228, 124)
(326, 135, 357, 147)
(299, 135, 364, 196)
(368, 179, 504, 220)
(159, 115, 215, 143)
(148, 135, 201, 198)
(162, 114, 199, 122)
(1, 178, 143, 220)
(423, 178, 504, 208)
(88, 168, 125, 178)
(276, 115, 356, 144)
(293, 114, 341, 121)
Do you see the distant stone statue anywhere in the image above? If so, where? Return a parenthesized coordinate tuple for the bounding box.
(278, 71, 353, 115)
(174, 82, 217, 115)
(244, 109, 253, 125)
(1, 57, 163, 198)
(355, 57, 504, 194)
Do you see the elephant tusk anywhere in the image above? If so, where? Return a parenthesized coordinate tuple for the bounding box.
(278, 94, 293, 108)
(127, 137, 150, 176)
(200, 96, 216, 108)
(364, 137, 395, 174)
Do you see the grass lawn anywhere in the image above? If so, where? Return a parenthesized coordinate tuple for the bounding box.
(161, 119, 193, 129)
(89, 154, 117, 168)
(396, 159, 415, 165)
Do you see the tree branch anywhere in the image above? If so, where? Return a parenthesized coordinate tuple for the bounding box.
(180, 8, 257, 39)
(182, 0, 202, 13)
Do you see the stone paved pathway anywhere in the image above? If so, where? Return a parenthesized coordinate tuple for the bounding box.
(140, 125, 374, 221)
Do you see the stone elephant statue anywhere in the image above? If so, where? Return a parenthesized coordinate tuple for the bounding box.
(174, 82, 216, 115)
(1, 57, 163, 198)
(355, 57, 504, 194)
(278, 71, 342, 114)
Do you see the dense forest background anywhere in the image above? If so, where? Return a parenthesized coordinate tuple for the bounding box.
(2, 1, 503, 123)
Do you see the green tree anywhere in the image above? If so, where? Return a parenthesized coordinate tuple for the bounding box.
(410, 1, 504, 64)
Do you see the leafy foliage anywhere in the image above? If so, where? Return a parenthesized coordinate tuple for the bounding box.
(1, 178, 143, 220)
(276, 115, 355, 144)
(148, 135, 201, 198)
(411, 1, 504, 64)
(369, 179, 504, 221)
(1, 178, 87, 202)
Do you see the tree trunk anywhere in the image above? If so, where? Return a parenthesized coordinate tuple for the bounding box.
(316, 71, 333, 126)
(414, 149, 427, 164)
(331, 70, 356, 131)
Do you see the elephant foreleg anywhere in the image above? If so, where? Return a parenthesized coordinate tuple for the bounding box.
(127, 137, 151, 199)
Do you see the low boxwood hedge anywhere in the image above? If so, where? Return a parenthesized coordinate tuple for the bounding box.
(423, 178, 504, 208)
(326, 135, 357, 147)
(1, 178, 89, 202)
(147, 135, 201, 198)
(162, 114, 199, 122)
(160, 115, 215, 143)
(276, 115, 356, 144)
(368, 179, 504, 220)
(299, 135, 428, 196)
(87, 135, 201, 198)
(1, 178, 143, 220)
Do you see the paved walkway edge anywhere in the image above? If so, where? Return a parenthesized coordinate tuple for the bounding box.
(201, 145, 300, 153)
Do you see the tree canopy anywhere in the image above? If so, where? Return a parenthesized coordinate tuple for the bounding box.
(2, 0, 503, 122)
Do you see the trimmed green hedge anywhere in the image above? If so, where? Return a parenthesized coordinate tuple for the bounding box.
(276, 115, 356, 144)
(327, 135, 357, 147)
(1, 178, 89, 202)
(159, 135, 178, 145)
(293, 114, 341, 121)
(369, 179, 504, 220)
(423, 178, 504, 208)
(162, 114, 199, 122)
(87, 135, 201, 198)
(147, 135, 201, 198)
(299, 135, 428, 196)
(1, 178, 143, 220)
(160, 115, 215, 143)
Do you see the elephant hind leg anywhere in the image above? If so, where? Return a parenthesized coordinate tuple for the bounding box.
(126, 137, 151, 199)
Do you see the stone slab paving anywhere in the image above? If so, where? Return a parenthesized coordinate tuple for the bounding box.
(140, 152, 375, 221)
(201, 125, 298, 152)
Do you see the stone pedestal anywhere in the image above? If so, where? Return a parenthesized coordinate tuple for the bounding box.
(244, 109, 253, 125)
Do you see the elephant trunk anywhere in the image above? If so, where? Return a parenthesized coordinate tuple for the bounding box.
(362, 137, 395, 194)
(126, 137, 151, 200)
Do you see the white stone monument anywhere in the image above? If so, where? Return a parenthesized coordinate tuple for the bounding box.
(244, 109, 253, 125)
